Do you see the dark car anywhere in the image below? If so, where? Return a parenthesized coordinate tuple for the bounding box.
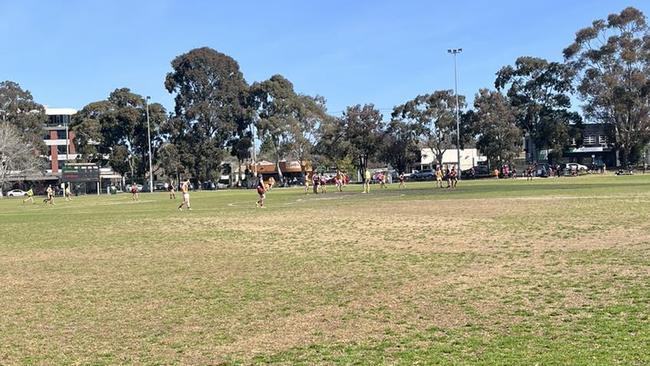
(536, 163, 551, 178)
(410, 169, 435, 181)
(202, 181, 216, 190)
(461, 165, 491, 179)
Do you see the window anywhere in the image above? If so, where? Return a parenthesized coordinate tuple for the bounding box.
(599, 135, 608, 144)
(57, 145, 68, 155)
(57, 130, 67, 140)
(48, 115, 71, 126)
(584, 135, 596, 145)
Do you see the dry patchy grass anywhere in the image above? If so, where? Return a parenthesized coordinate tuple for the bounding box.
(1, 177, 649, 364)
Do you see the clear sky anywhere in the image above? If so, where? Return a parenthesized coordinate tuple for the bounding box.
(1, 0, 648, 118)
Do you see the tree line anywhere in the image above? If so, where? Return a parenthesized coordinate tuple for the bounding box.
(1, 6, 648, 185)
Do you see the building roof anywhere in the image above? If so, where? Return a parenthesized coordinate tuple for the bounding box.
(45, 108, 77, 116)
(568, 146, 612, 153)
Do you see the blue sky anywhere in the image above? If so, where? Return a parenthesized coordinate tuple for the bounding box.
(1, 1, 648, 117)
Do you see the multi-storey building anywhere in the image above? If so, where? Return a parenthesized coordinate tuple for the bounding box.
(44, 107, 78, 174)
(564, 123, 617, 167)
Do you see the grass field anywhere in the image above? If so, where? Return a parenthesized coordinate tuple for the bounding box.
(1, 175, 649, 365)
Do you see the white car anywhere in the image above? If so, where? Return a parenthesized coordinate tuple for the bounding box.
(6, 189, 27, 197)
(566, 163, 589, 171)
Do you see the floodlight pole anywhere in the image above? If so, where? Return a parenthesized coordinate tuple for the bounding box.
(146, 96, 153, 193)
(65, 115, 70, 190)
(448, 48, 462, 179)
(65, 117, 70, 163)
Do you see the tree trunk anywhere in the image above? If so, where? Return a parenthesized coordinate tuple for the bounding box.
(275, 152, 283, 181)
(129, 158, 135, 183)
(620, 145, 631, 168)
(434, 149, 444, 169)
(358, 155, 366, 181)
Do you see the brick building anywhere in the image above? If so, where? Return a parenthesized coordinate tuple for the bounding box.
(44, 107, 78, 174)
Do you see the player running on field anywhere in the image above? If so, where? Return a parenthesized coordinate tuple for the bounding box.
(399, 172, 406, 189)
(379, 172, 387, 189)
(319, 174, 328, 194)
(44, 185, 55, 205)
(256, 174, 267, 208)
(178, 179, 192, 211)
(450, 166, 458, 189)
(335, 170, 344, 192)
(22, 187, 34, 204)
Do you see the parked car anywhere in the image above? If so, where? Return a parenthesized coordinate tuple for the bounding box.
(6, 189, 26, 197)
(461, 165, 491, 179)
(410, 169, 435, 181)
(562, 163, 589, 175)
(535, 163, 551, 177)
(202, 181, 217, 190)
(154, 182, 167, 191)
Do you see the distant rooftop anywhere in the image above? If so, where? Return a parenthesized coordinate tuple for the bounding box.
(45, 107, 77, 116)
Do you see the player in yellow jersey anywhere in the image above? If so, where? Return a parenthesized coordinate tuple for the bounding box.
(22, 187, 34, 204)
(335, 170, 343, 192)
(435, 166, 444, 188)
(363, 169, 371, 193)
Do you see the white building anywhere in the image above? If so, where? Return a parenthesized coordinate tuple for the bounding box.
(420, 148, 486, 171)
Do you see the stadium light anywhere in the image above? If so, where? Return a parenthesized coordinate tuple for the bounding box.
(448, 48, 462, 179)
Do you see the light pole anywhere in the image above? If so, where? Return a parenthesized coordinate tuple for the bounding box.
(65, 115, 70, 163)
(64, 114, 70, 193)
(145, 96, 153, 193)
(448, 48, 462, 179)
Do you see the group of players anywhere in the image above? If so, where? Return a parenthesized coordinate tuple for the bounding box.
(22, 183, 73, 205)
(305, 170, 348, 194)
(17, 166, 458, 210)
(434, 165, 459, 189)
(128, 180, 193, 211)
(254, 166, 459, 208)
(255, 170, 348, 208)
